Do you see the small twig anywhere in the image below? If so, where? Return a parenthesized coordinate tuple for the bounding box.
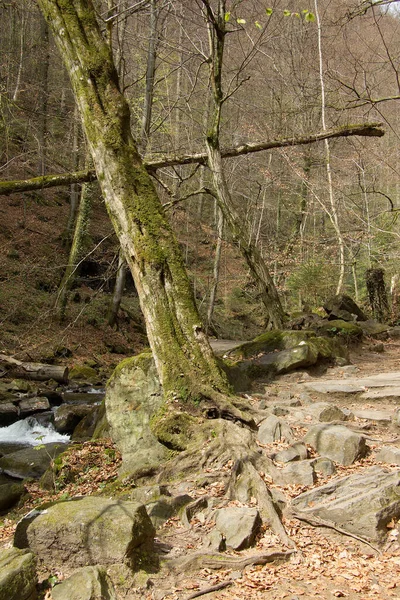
(186, 580, 233, 599)
(291, 511, 381, 554)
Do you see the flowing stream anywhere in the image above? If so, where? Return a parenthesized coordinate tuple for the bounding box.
(0, 417, 70, 447)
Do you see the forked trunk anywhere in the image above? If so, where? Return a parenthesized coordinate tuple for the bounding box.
(37, 0, 237, 414)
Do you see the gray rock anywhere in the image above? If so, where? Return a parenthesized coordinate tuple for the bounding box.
(0, 400, 19, 426)
(71, 404, 104, 441)
(14, 497, 155, 568)
(305, 402, 348, 422)
(258, 415, 294, 444)
(0, 482, 25, 512)
(130, 484, 171, 504)
(274, 442, 308, 464)
(145, 494, 193, 528)
(181, 497, 209, 528)
(324, 294, 367, 321)
(271, 406, 290, 416)
(376, 446, 400, 466)
(292, 466, 400, 543)
(303, 372, 400, 400)
(214, 507, 262, 550)
(310, 457, 336, 476)
(18, 397, 50, 417)
(281, 460, 316, 486)
(394, 408, 400, 427)
(52, 566, 117, 600)
(54, 404, 93, 434)
(105, 353, 168, 477)
(359, 320, 389, 338)
(0, 443, 68, 479)
(256, 344, 317, 375)
(353, 409, 392, 423)
(304, 424, 368, 465)
(0, 547, 37, 600)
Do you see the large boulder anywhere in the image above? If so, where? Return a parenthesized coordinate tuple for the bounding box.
(0, 443, 68, 479)
(292, 466, 400, 544)
(324, 294, 367, 322)
(304, 424, 368, 466)
(105, 353, 168, 477)
(14, 497, 155, 569)
(51, 566, 117, 600)
(316, 319, 363, 342)
(54, 404, 93, 434)
(0, 547, 37, 600)
(225, 330, 347, 380)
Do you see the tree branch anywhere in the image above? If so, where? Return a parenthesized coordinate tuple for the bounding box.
(0, 168, 97, 195)
(0, 123, 384, 195)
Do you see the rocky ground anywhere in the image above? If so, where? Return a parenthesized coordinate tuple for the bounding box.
(1, 337, 400, 600)
(142, 340, 400, 600)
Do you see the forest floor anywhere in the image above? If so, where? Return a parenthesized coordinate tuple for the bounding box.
(1, 337, 400, 600)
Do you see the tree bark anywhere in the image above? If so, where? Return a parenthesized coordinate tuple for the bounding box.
(36, 0, 249, 423)
(366, 268, 389, 322)
(206, 206, 223, 334)
(0, 124, 384, 196)
(108, 250, 126, 327)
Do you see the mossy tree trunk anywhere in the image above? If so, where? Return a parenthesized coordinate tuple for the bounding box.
(37, 0, 249, 422)
(201, 0, 285, 329)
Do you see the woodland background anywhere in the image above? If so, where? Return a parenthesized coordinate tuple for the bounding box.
(1, 0, 399, 364)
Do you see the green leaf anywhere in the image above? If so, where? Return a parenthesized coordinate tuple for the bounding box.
(302, 9, 309, 13)
(266, 7, 273, 15)
(293, 12, 300, 18)
(255, 20, 262, 29)
(283, 10, 291, 17)
(305, 11, 315, 22)
(236, 17, 246, 24)
(48, 575, 59, 588)
(224, 11, 231, 22)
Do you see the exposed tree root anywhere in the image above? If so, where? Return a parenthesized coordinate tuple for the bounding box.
(166, 550, 295, 572)
(290, 511, 381, 554)
(199, 390, 257, 430)
(185, 581, 232, 599)
(228, 460, 295, 548)
(157, 419, 264, 482)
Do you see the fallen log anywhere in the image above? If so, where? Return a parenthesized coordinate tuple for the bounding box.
(0, 123, 385, 195)
(0, 354, 69, 384)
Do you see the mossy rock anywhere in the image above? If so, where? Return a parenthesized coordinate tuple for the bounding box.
(105, 352, 168, 479)
(69, 365, 99, 384)
(150, 411, 198, 452)
(0, 547, 37, 600)
(316, 320, 363, 341)
(225, 331, 348, 382)
(227, 330, 315, 360)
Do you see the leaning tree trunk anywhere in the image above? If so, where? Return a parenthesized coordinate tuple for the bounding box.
(37, 0, 249, 423)
(366, 268, 390, 323)
(203, 0, 285, 329)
